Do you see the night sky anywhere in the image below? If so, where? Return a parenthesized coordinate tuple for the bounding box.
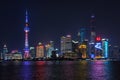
(0, 0, 120, 51)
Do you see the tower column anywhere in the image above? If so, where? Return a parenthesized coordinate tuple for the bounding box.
(24, 10, 30, 59)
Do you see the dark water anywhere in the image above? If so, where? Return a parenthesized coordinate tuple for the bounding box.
(0, 60, 120, 80)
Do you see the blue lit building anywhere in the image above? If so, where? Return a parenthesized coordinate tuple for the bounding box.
(94, 38, 103, 58)
(93, 37, 109, 59)
(78, 27, 87, 43)
(102, 38, 109, 58)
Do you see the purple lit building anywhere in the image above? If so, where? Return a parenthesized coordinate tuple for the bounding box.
(24, 10, 30, 59)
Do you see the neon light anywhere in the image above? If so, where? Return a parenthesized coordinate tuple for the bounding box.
(95, 42, 102, 50)
(96, 37, 101, 41)
(105, 41, 108, 58)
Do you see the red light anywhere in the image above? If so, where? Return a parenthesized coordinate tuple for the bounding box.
(96, 37, 101, 41)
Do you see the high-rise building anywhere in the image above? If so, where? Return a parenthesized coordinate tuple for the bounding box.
(94, 36, 102, 58)
(89, 14, 96, 58)
(2, 44, 8, 60)
(3, 44, 8, 54)
(61, 35, 72, 54)
(45, 41, 54, 58)
(61, 36, 66, 54)
(30, 47, 36, 59)
(24, 10, 30, 59)
(102, 38, 109, 58)
(90, 14, 96, 43)
(78, 27, 87, 43)
(36, 42, 44, 58)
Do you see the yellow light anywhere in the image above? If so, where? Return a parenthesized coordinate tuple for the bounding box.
(79, 45, 86, 48)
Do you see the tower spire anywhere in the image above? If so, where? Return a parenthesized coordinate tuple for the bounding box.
(90, 14, 96, 43)
(24, 10, 30, 59)
(26, 10, 28, 23)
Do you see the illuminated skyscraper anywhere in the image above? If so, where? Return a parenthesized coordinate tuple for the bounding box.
(24, 10, 30, 59)
(61, 36, 66, 54)
(80, 28, 86, 42)
(89, 14, 96, 58)
(102, 38, 109, 58)
(2, 44, 8, 60)
(36, 42, 44, 58)
(3, 44, 8, 54)
(90, 14, 96, 43)
(45, 41, 54, 58)
(30, 47, 36, 59)
(61, 35, 72, 54)
(94, 36, 102, 58)
(78, 27, 87, 43)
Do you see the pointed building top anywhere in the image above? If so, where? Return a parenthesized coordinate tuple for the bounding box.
(24, 10, 30, 31)
(25, 10, 28, 23)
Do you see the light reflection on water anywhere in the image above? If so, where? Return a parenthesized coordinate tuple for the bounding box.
(0, 60, 120, 80)
(89, 60, 111, 80)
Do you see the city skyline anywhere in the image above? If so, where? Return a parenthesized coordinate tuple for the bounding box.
(0, 0, 120, 51)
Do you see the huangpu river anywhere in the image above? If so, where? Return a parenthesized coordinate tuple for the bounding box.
(0, 60, 120, 80)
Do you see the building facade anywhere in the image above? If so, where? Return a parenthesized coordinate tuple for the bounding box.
(45, 41, 54, 58)
(61, 35, 72, 54)
(2, 44, 8, 60)
(36, 43, 44, 58)
(30, 47, 36, 59)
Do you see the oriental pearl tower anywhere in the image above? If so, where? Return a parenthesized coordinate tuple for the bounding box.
(24, 10, 30, 59)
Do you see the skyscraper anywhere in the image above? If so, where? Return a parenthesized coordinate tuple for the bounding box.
(36, 42, 44, 58)
(3, 44, 8, 54)
(90, 14, 96, 43)
(24, 10, 30, 59)
(2, 44, 8, 60)
(61, 35, 72, 54)
(78, 27, 86, 43)
(45, 41, 54, 58)
(61, 36, 66, 54)
(89, 14, 96, 58)
(102, 38, 109, 58)
(30, 47, 36, 59)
